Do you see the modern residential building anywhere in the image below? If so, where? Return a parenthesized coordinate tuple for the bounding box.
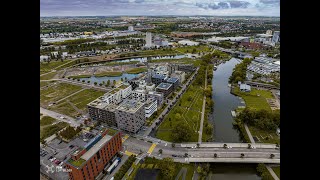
(66, 128, 122, 180)
(147, 91, 164, 107)
(102, 84, 132, 105)
(178, 64, 196, 72)
(151, 74, 167, 86)
(145, 32, 152, 47)
(87, 99, 118, 127)
(240, 84, 251, 92)
(171, 70, 186, 83)
(128, 26, 134, 31)
(115, 99, 146, 133)
(166, 77, 180, 90)
(156, 83, 173, 98)
(145, 98, 157, 118)
(131, 88, 147, 102)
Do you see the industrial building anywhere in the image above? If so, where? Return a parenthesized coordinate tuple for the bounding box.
(66, 128, 122, 180)
(115, 99, 146, 133)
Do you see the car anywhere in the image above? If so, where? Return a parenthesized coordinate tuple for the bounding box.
(55, 160, 61, 165)
(164, 143, 167, 146)
(69, 145, 74, 149)
(54, 152, 58, 155)
(48, 156, 53, 160)
(172, 155, 177, 157)
(50, 157, 56, 162)
(59, 162, 64, 166)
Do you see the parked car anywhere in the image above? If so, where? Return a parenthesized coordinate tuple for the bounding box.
(59, 162, 64, 166)
(172, 155, 177, 157)
(50, 157, 56, 162)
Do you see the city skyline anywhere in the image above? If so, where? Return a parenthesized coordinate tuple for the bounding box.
(40, 0, 280, 17)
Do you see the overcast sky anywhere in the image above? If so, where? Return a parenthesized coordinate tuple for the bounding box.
(40, 0, 280, 17)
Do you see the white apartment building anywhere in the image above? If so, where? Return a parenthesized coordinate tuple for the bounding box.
(145, 99, 157, 118)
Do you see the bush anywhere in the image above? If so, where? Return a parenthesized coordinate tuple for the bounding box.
(114, 155, 136, 180)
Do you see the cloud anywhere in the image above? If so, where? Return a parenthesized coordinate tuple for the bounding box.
(40, 0, 279, 16)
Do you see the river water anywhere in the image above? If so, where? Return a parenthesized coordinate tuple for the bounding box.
(209, 58, 260, 179)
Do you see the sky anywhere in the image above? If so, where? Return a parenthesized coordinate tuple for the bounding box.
(40, 0, 280, 17)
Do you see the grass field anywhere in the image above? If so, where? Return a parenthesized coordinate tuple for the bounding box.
(40, 116, 56, 126)
(48, 89, 105, 117)
(156, 83, 204, 142)
(40, 122, 68, 141)
(175, 45, 212, 53)
(40, 83, 83, 107)
(40, 60, 72, 73)
(126, 67, 147, 74)
(272, 166, 280, 178)
(68, 74, 92, 79)
(40, 71, 58, 80)
(40, 81, 56, 88)
(95, 71, 123, 77)
(232, 87, 274, 111)
(248, 125, 280, 144)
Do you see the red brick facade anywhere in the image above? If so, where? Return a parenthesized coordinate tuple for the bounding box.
(66, 132, 122, 180)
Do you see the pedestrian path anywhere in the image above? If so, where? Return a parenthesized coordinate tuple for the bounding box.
(125, 150, 137, 156)
(122, 134, 130, 143)
(147, 143, 157, 154)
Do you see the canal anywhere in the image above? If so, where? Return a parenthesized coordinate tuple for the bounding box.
(210, 57, 243, 143)
(209, 58, 260, 179)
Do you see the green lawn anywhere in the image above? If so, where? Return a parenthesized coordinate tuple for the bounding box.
(40, 60, 72, 73)
(272, 166, 280, 178)
(40, 122, 68, 141)
(125, 67, 147, 74)
(249, 126, 280, 144)
(67, 158, 86, 167)
(68, 74, 92, 79)
(40, 81, 56, 88)
(232, 87, 273, 111)
(156, 83, 204, 142)
(48, 89, 105, 117)
(40, 71, 58, 80)
(175, 45, 212, 53)
(95, 71, 123, 77)
(40, 116, 56, 126)
(40, 83, 83, 107)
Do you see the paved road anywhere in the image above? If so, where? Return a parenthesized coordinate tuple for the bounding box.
(143, 67, 199, 137)
(40, 107, 80, 127)
(198, 68, 207, 143)
(244, 123, 255, 144)
(266, 165, 280, 180)
(271, 89, 280, 108)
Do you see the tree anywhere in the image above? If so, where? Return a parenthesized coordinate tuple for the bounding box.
(214, 153, 217, 158)
(197, 143, 200, 148)
(113, 80, 116, 85)
(94, 82, 97, 85)
(223, 144, 227, 149)
(87, 81, 90, 83)
(171, 143, 175, 148)
(159, 149, 163, 154)
(270, 154, 275, 159)
(125, 77, 128, 81)
(171, 123, 193, 142)
(241, 153, 245, 158)
(121, 78, 123, 82)
(185, 153, 188, 157)
(159, 158, 176, 180)
(248, 144, 252, 149)
(107, 80, 110, 86)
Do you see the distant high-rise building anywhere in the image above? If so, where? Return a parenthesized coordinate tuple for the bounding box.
(145, 32, 152, 47)
(272, 31, 280, 43)
(128, 26, 134, 31)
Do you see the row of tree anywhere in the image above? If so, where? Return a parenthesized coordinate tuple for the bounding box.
(59, 126, 82, 140)
(229, 57, 252, 84)
(235, 108, 280, 131)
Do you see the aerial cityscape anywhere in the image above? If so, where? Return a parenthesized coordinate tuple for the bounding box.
(40, 1, 280, 180)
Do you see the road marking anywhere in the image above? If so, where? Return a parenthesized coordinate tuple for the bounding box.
(122, 135, 129, 143)
(125, 150, 137, 156)
(147, 143, 157, 154)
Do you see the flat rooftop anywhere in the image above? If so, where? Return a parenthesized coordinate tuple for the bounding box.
(166, 77, 179, 83)
(81, 134, 113, 161)
(152, 74, 166, 80)
(116, 99, 145, 113)
(156, 83, 172, 90)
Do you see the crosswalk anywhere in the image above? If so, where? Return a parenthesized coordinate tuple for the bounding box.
(147, 143, 157, 155)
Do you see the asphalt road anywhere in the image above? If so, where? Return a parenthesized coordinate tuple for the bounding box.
(40, 107, 80, 127)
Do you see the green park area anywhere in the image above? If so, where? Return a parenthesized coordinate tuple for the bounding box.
(40, 116, 56, 126)
(156, 82, 204, 142)
(40, 71, 58, 80)
(232, 87, 274, 111)
(249, 126, 280, 144)
(40, 60, 72, 74)
(175, 45, 212, 54)
(48, 88, 105, 118)
(118, 49, 179, 58)
(40, 83, 83, 107)
(272, 166, 280, 178)
(125, 67, 147, 74)
(126, 157, 195, 180)
(95, 71, 123, 77)
(40, 120, 68, 142)
(40, 81, 56, 88)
